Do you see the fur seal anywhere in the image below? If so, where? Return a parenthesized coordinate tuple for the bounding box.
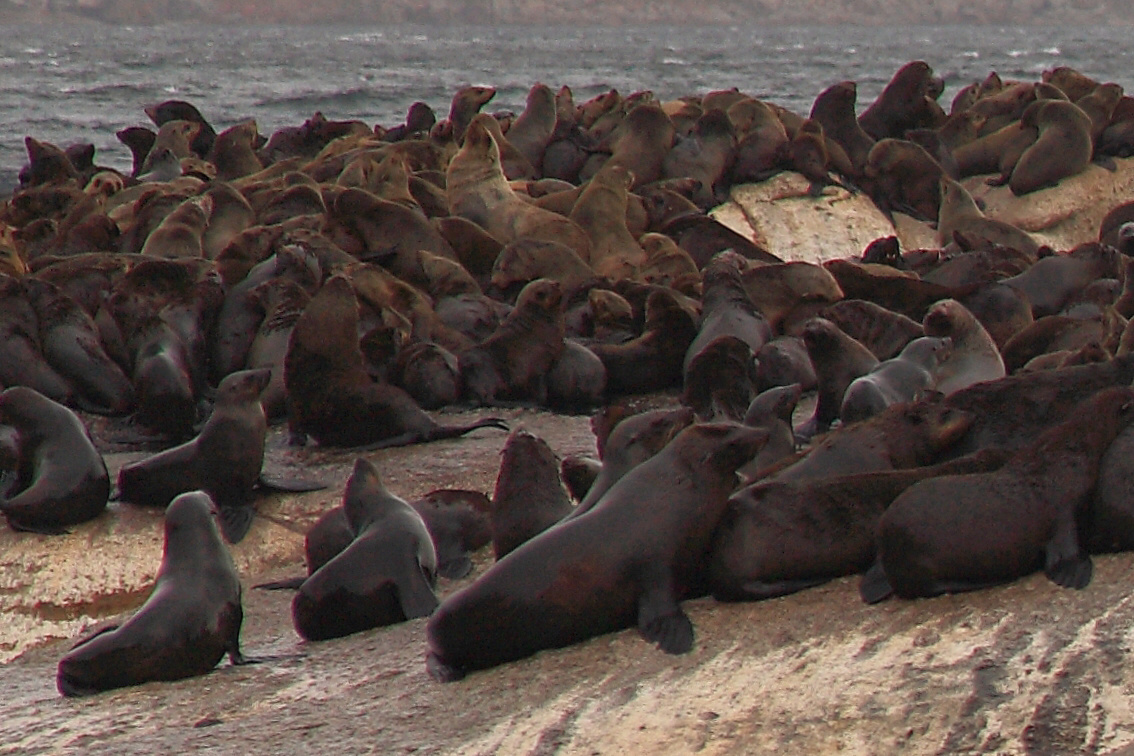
(820, 299, 923, 361)
(292, 458, 438, 642)
(56, 491, 245, 696)
(490, 428, 574, 559)
(922, 299, 1006, 394)
(284, 275, 505, 447)
(862, 387, 1134, 603)
(570, 405, 695, 519)
(1008, 100, 1093, 196)
(937, 177, 1041, 257)
(116, 368, 270, 544)
(711, 448, 1009, 601)
(771, 396, 974, 485)
(22, 277, 134, 415)
(858, 61, 944, 140)
(589, 287, 699, 396)
(810, 81, 875, 177)
(683, 251, 772, 373)
(458, 278, 565, 406)
(425, 422, 768, 682)
(839, 336, 952, 423)
(447, 114, 591, 261)
(682, 335, 760, 422)
(797, 317, 879, 438)
(662, 108, 737, 208)
(545, 339, 607, 411)
(0, 387, 109, 534)
(568, 163, 645, 278)
(738, 382, 801, 480)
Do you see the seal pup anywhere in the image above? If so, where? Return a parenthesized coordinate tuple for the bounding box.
(862, 387, 1134, 603)
(56, 491, 245, 696)
(922, 299, 1006, 395)
(738, 382, 802, 480)
(116, 368, 270, 544)
(490, 428, 574, 559)
(425, 422, 768, 682)
(0, 387, 109, 534)
(839, 336, 953, 423)
(292, 458, 438, 642)
(797, 317, 879, 439)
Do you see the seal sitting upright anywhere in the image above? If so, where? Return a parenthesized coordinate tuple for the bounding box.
(425, 422, 768, 682)
(56, 491, 245, 696)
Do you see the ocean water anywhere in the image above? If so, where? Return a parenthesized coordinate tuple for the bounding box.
(1, 23, 1132, 191)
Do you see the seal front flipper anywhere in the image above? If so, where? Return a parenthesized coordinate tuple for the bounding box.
(636, 575, 693, 655)
(395, 559, 440, 620)
(1044, 520, 1093, 589)
(257, 472, 328, 493)
(253, 576, 306, 590)
(426, 651, 465, 683)
(436, 554, 472, 580)
(859, 560, 894, 604)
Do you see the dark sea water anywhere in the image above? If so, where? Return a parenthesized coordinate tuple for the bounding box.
(1, 23, 1132, 191)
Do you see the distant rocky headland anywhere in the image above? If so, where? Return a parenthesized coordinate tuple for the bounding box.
(1, 0, 1130, 26)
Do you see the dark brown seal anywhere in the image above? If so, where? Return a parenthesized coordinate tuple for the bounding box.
(284, 275, 506, 447)
(711, 448, 1008, 601)
(425, 422, 768, 682)
(0, 387, 109, 534)
(116, 368, 270, 543)
(56, 491, 245, 696)
(458, 278, 565, 406)
(292, 457, 438, 642)
(797, 316, 879, 439)
(863, 386, 1134, 602)
(490, 428, 574, 559)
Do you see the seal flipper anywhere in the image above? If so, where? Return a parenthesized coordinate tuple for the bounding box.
(257, 472, 328, 493)
(1044, 520, 1093, 589)
(859, 560, 894, 604)
(395, 564, 440, 620)
(253, 576, 306, 590)
(436, 554, 473, 580)
(218, 504, 256, 544)
(426, 651, 465, 683)
(636, 574, 693, 654)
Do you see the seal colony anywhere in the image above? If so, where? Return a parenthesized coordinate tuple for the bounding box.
(5, 59, 1134, 694)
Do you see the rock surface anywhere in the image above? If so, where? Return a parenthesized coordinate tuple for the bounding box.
(5, 402, 1134, 754)
(715, 157, 1134, 262)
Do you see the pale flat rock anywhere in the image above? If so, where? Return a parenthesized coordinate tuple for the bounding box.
(713, 158, 1134, 265)
(713, 173, 898, 264)
(965, 156, 1134, 250)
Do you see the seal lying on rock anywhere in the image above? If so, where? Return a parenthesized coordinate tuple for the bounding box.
(862, 386, 1134, 603)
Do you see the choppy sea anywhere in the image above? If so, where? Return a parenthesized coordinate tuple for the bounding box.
(1, 23, 1132, 191)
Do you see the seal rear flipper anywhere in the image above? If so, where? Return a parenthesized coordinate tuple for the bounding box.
(637, 578, 694, 655)
(257, 472, 328, 493)
(218, 504, 256, 544)
(858, 561, 894, 604)
(426, 651, 465, 683)
(3, 515, 70, 536)
(1044, 518, 1093, 589)
(252, 576, 306, 590)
